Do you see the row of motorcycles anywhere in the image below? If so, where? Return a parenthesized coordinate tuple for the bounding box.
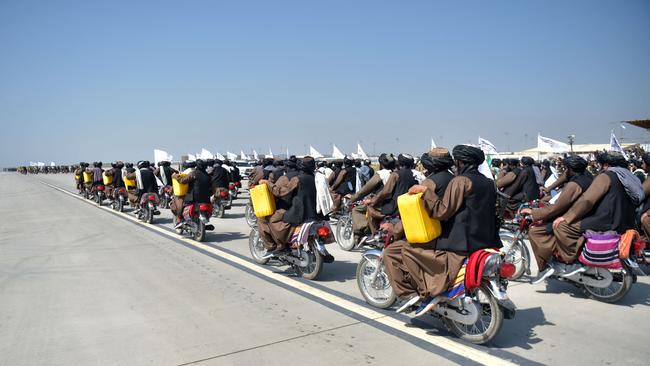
(77, 178, 242, 242)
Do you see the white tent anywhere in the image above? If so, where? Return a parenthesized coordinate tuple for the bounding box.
(357, 143, 368, 159)
(199, 148, 213, 159)
(240, 150, 250, 160)
(253, 150, 259, 160)
(332, 145, 345, 159)
(431, 138, 437, 149)
(215, 152, 226, 160)
(309, 146, 324, 158)
(226, 151, 238, 160)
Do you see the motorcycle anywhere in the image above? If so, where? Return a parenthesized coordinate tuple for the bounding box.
(226, 184, 235, 207)
(212, 190, 230, 218)
(159, 185, 173, 209)
(94, 184, 106, 206)
(534, 229, 646, 303)
(111, 187, 129, 212)
(137, 193, 160, 224)
(249, 221, 336, 280)
(499, 214, 534, 281)
(357, 237, 517, 345)
(173, 203, 215, 242)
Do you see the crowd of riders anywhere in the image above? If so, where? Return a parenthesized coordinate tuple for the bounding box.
(19, 145, 649, 317)
(16, 165, 72, 174)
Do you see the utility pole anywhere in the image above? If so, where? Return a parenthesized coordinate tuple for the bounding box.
(568, 135, 575, 153)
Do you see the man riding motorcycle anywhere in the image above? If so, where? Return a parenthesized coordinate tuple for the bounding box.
(103, 161, 125, 198)
(383, 148, 455, 314)
(258, 156, 318, 253)
(519, 155, 594, 283)
(550, 152, 644, 280)
(391, 145, 502, 317)
(171, 159, 212, 225)
(364, 154, 417, 239)
(504, 156, 540, 203)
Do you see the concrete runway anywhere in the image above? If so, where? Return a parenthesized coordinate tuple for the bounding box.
(1, 173, 649, 365)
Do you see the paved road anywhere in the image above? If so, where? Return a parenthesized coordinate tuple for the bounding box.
(1, 173, 649, 365)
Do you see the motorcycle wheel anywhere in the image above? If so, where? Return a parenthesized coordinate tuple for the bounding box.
(245, 202, 257, 227)
(296, 239, 324, 280)
(193, 219, 206, 242)
(249, 228, 269, 265)
(117, 198, 124, 212)
(214, 203, 225, 218)
(500, 232, 528, 281)
(335, 215, 357, 251)
(444, 285, 504, 345)
(356, 252, 396, 309)
(583, 267, 634, 303)
(173, 215, 183, 235)
(144, 207, 153, 224)
(95, 194, 102, 206)
(160, 196, 168, 209)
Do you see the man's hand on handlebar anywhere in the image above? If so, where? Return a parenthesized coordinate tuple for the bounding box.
(408, 185, 427, 195)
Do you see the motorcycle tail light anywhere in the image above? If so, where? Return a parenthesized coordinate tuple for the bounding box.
(220, 191, 228, 198)
(148, 194, 157, 201)
(164, 186, 172, 193)
(235, 182, 241, 187)
(229, 183, 236, 190)
(317, 226, 331, 239)
(199, 203, 212, 212)
(118, 188, 126, 194)
(97, 185, 105, 191)
(499, 262, 516, 279)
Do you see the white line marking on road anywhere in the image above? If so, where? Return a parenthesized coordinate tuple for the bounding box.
(42, 181, 514, 366)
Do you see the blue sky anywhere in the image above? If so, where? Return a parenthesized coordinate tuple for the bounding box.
(1, 0, 649, 165)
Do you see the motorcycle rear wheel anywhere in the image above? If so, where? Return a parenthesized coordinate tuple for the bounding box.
(356, 252, 396, 309)
(249, 228, 269, 265)
(444, 285, 504, 345)
(296, 239, 323, 280)
(193, 219, 206, 242)
(583, 267, 634, 303)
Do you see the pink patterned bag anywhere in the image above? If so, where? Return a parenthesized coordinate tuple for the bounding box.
(579, 231, 621, 269)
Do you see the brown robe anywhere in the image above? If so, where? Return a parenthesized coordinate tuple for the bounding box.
(329, 169, 348, 213)
(169, 171, 196, 218)
(386, 178, 465, 299)
(364, 172, 399, 234)
(496, 171, 516, 189)
(257, 176, 299, 251)
(527, 181, 584, 268)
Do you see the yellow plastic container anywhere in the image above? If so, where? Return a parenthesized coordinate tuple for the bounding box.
(74, 174, 81, 181)
(123, 177, 136, 190)
(397, 192, 442, 244)
(82, 171, 92, 184)
(250, 184, 276, 217)
(172, 174, 189, 196)
(102, 172, 113, 185)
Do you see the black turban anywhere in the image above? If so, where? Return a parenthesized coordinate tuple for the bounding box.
(182, 161, 196, 169)
(298, 156, 316, 172)
(596, 152, 628, 168)
(564, 155, 587, 173)
(420, 148, 454, 174)
(195, 159, 206, 170)
(285, 156, 298, 169)
(452, 145, 485, 165)
(343, 156, 354, 166)
(378, 153, 396, 170)
(398, 153, 415, 168)
(521, 157, 535, 166)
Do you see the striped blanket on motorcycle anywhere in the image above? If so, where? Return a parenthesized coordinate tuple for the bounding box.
(289, 221, 334, 247)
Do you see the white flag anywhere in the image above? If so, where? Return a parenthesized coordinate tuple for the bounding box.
(309, 145, 324, 158)
(478, 160, 494, 180)
(431, 138, 437, 149)
(240, 150, 250, 160)
(332, 145, 345, 159)
(200, 148, 213, 159)
(267, 148, 274, 158)
(226, 151, 238, 160)
(50, 162, 56, 167)
(216, 152, 226, 160)
(357, 143, 368, 159)
(154, 149, 173, 164)
(478, 137, 498, 154)
(537, 134, 570, 153)
(187, 154, 196, 161)
(610, 132, 629, 159)
(253, 150, 259, 160)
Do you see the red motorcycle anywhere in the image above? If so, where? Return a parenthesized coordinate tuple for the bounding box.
(174, 203, 214, 242)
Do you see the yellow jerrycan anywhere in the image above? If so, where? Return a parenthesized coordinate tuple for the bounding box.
(82, 171, 92, 184)
(172, 174, 189, 196)
(102, 172, 113, 185)
(397, 192, 442, 244)
(123, 176, 136, 190)
(250, 184, 276, 217)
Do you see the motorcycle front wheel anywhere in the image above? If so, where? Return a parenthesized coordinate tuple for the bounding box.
(356, 252, 396, 309)
(245, 202, 257, 227)
(583, 266, 634, 303)
(500, 232, 528, 281)
(213, 203, 225, 218)
(193, 219, 206, 242)
(95, 194, 102, 206)
(444, 285, 504, 345)
(249, 228, 269, 265)
(335, 215, 357, 251)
